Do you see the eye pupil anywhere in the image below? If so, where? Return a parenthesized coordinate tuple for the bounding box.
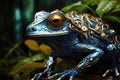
(53, 19, 59, 23)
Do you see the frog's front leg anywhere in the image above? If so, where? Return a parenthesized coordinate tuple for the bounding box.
(102, 44, 120, 77)
(31, 54, 56, 80)
(76, 44, 104, 69)
(48, 43, 104, 80)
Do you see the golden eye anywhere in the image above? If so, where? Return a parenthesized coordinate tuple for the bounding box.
(48, 13, 65, 28)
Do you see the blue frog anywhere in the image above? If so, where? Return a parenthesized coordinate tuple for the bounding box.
(26, 10, 120, 80)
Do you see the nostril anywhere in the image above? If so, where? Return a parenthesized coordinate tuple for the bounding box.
(31, 27, 35, 31)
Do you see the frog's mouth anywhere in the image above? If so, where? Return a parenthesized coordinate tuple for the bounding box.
(26, 23, 71, 37)
(26, 30, 69, 37)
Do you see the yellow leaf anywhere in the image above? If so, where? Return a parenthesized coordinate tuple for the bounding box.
(24, 39, 39, 50)
(39, 44, 52, 54)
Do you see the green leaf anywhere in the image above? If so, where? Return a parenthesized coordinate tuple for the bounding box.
(106, 16, 120, 23)
(9, 54, 45, 75)
(75, 4, 96, 14)
(83, 0, 101, 6)
(96, 0, 118, 18)
(112, 4, 120, 12)
(61, 1, 82, 12)
(61, 1, 95, 14)
(83, 0, 93, 5)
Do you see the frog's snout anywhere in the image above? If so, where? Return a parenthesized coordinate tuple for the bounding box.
(27, 25, 37, 32)
(26, 24, 37, 36)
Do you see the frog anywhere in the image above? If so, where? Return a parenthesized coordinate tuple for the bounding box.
(26, 9, 120, 80)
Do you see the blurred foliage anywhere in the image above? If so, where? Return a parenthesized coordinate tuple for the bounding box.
(9, 54, 46, 75)
(0, 0, 120, 80)
(62, 0, 120, 23)
(9, 39, 63, 80)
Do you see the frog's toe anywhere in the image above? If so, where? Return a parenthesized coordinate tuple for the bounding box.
(102, 66, 120, 77)
(31, 72, 49, 80)
(31, 73, 42, 80)
(48, 71, 68, 79)
(48, 69, 79, 80)
(69, 72, 78, 80)
(57, 72, 70, 80)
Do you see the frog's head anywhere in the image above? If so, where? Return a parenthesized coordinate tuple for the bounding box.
(26, 10, 72, 37)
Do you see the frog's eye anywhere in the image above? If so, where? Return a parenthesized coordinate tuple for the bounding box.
(48, 13, 65, 28)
